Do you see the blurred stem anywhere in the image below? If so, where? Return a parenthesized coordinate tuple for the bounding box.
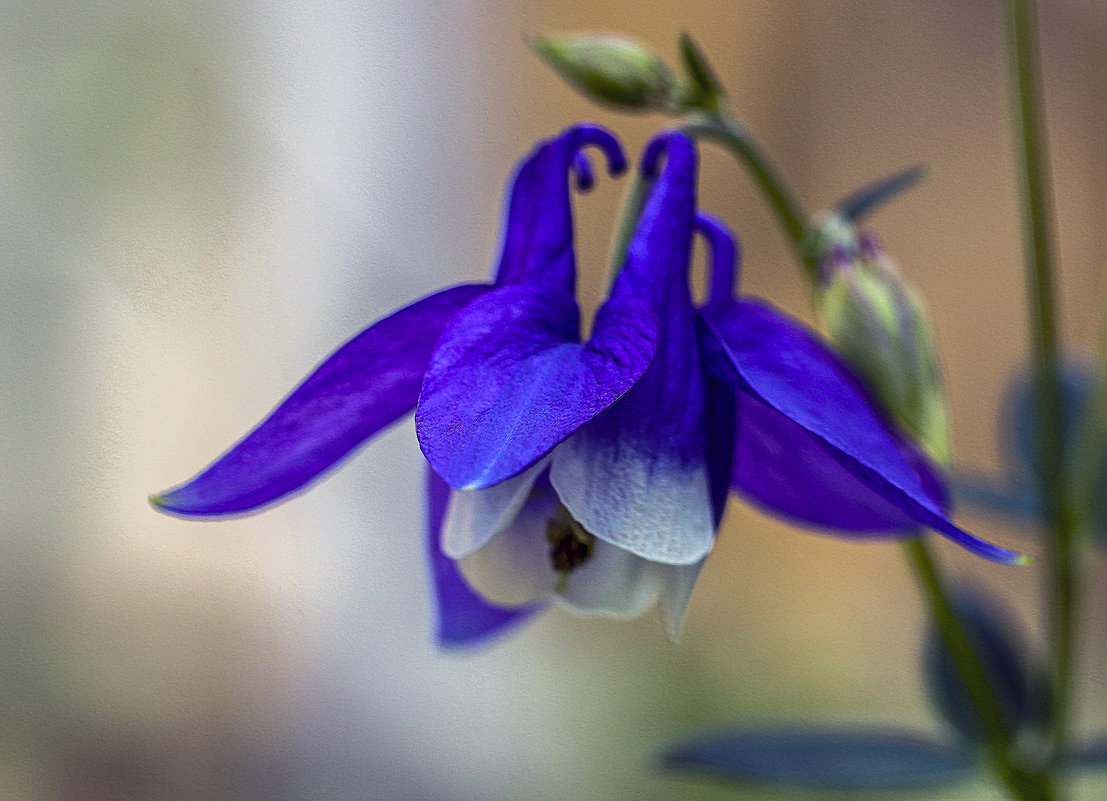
(681, 107, 815, 281)
(1005, 0, 1077, 772)
(906, 538, 1055, 801)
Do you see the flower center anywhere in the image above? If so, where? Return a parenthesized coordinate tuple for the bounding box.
(545, 508, 595, 591)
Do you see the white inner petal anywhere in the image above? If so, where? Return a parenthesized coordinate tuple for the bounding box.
(445, 441, 708, 628)
(440, 458, 548, 559)
(459, 486, 669, 620)
(458, 487, 561, 606)
(555, 538, 664, 619)
(656, 559, 705, 641)
(550, 432, 715, 564)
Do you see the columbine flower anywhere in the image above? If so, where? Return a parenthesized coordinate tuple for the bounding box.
(416, 130, 1024, 642)
(152, 124, 1023, 652)
(418, 132, 723, 640)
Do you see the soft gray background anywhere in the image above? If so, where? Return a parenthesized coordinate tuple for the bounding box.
(3, 2, 1107, 799)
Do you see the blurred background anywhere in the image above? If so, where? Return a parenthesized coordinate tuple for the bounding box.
(2, 1, 1107, 798)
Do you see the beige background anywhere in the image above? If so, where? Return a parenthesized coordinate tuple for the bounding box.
(2, 1, 1106, 799)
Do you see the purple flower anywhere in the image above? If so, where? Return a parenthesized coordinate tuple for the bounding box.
(420, 132, 719, 640)
(152, 124, 1022, 650)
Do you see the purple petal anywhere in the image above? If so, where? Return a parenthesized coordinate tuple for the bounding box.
(695, 212, 740, 312)
(703, 373, 737, 526)
(692, 215, 740, 525)
(425, 466, 541, 648)
(732, 389, 921, 532)
(551, 133, 714, 565)
(702, 298, 1026, 564)
(613, 132, 698, 312)
(151, 284, 489, 517)
(494, 124, 625, 291)
(416, 283, 658, 490)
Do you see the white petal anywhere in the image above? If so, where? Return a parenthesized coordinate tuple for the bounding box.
(460, 493, 668, 620)
(550, 432, 715, 565)
(555, 538, 664, 618)
(657, 559, 705, 641)
(440, 459, 548, 559)
(458, 488, 560, 606)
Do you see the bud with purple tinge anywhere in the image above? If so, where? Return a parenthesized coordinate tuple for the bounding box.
(813, 214, 949, 465)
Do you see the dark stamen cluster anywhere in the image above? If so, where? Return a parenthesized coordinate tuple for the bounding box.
(545, 515, 595, 580)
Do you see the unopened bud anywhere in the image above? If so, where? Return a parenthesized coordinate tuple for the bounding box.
(814, 217, 949, 464)
(529, 32, 674, 111)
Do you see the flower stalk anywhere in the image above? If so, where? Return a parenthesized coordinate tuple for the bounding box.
(1005, 0, 1078, 778)
(907, 537, 1056, 801)
(682, 112, 814, 281)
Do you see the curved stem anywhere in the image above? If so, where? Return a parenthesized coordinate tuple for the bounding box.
(681, 109, 815, 280)
(1005, 0, 1077, 772)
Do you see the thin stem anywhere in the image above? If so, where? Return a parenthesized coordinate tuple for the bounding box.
(1005, 0, 1077, 768)
(681, 108, 814, 279)
(906, 538, 1056, 801)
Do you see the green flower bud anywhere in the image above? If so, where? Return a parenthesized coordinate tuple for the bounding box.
(529, 32, 674, 111)
(815, 217, 950, 464)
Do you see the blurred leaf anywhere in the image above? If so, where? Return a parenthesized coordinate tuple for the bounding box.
(660, 726, 975, 792)
(835, 165, 928, 223)
(677, 31, 721, 111)
(1006, 361, 1094, 488)
(1069, 736, 1107, 770)
(949, 470, 1042, 520)
(923, 591, 1040, 745)
(953, 359, 1107, 536)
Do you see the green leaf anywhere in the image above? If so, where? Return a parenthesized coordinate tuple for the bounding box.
(677, 31, 722, 111)
(923, 591, 1040, 745)
(835, 164, 928, 222)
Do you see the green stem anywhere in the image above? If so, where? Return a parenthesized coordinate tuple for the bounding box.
(1005, 0, 1077, 770)
(906, 539, 1055, 801)
(681, 108, 814, 279)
